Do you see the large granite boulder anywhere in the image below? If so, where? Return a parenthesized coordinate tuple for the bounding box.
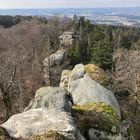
(2, 108, 76, 139)
(60, 64, 121, 139)
(1, 87, 84, 140)
(60, 64, 120, 118)
(70, 73, 120, 118)
(24, 87, 71, 112)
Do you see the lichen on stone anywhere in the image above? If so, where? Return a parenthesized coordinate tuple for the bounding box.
(72, 102, 120, 135)
(85, 64, 109, 87)
(60, 70, 71, 91)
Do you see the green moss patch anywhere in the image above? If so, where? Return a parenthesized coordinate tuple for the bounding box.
(29, 131, 70, 140)
(126, 126, 134, 137)
(72, 102, 120, 135)
(85, 64, 109, 87)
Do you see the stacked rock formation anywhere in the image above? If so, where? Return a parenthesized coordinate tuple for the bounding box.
(1, 63, 133, 140)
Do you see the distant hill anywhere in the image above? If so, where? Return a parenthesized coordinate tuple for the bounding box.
(0, 7, 140, 27)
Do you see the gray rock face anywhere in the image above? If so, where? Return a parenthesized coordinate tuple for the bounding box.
(43, 49, 71, 86)
(60, 64, 122, 139)
(2, 109, 76, 139)
(43, 50, 67, 67)
(24, 87, 70, 112)
(59, 32, 74, 47)
(71, 74, 120, 118)
(88, 129, 122, 140)
(60, 64, 121, 119)
(70, 64, 85, 81)
(1, 87, 83, 140)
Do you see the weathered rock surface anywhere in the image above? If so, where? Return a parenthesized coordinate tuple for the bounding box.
(71, 73, 120, 118)
(85, 64, 109, 87)
(43, 49, 71, 86)
(60, 64, 122, 139)
(43, 50, 67, 67)
(24, 87, 70, 112)
(1, 87, 83, 140)
(60, 64, 121, 118)
(88, 129, 122, 140)
(2, 108, 76, 139)
(59, 32, 74, 47)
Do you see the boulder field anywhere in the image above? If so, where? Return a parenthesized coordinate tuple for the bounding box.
(0, 63, 132, 140)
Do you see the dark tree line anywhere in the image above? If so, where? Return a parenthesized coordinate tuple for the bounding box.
(0, 15, 48, 28)
(68, 15, 140, 70)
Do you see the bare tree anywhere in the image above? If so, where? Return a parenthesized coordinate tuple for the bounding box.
(0, 65, 16, 120)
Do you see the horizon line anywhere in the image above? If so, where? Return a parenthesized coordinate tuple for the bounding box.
(0, 6, 140, 10)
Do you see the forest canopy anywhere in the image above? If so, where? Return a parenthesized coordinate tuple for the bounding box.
(68, 16, 140, 70)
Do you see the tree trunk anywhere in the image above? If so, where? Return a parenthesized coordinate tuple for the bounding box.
(2, 91, 12, 121)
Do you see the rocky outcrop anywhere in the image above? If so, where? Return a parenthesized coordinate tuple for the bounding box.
(60, 64, 121, 139)
(87, 129, 122, 140)
(24, 87, 71, 112)
(1, 87, 84, 140)
(1, 63, 124, 140)
(43, 50, 67, 67)
(59, 32, 74, 47)
(43, 49, 71, 86)
(60, 64, 120, 118)
(2, 109, 76, 139)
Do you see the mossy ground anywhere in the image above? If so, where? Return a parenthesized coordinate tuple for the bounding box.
(85, 64, 109, 87)
(29, 131, 70, 140)
(72, 102, 120, 135)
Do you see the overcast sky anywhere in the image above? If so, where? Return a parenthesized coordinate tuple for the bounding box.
(0, 0, 140, 9)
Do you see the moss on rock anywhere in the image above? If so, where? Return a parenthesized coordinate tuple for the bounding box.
(29, 131, 71, 140)
(0, 126, 14, 140)
(126, 126, 134, 137)
(121, 107, 131, 121)
(60, 64, 109, 90)
(85, 64, 109, 87)
(72, 102, 120, 135)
